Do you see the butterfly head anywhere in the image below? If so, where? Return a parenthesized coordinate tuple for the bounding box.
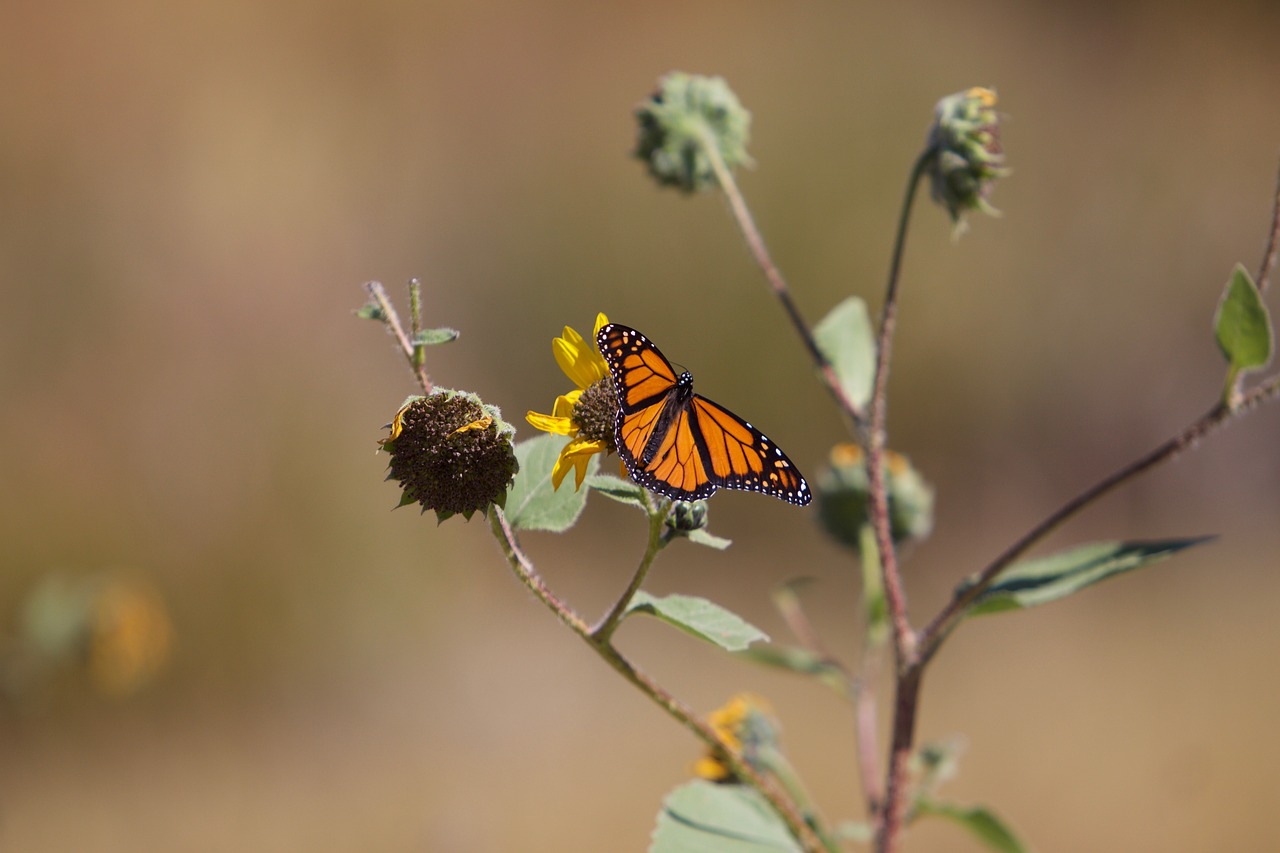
(674, 370, 694, 402)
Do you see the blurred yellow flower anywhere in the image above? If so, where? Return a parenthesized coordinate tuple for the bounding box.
(693, 693, 776, 782)
(86, 577, 174, 697)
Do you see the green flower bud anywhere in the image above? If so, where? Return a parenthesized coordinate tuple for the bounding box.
(634, 71, 752, 193)
(667, 499, 709, 533)
(381, 390, 518, 522)
(817, 443, 933, 548)
(925, 87, 1008, 231)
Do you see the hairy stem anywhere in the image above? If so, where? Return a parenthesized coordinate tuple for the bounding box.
(919, 374, 1280, 666)
(1256, 158, 1280, 294)
(590, 493, 668, 641)
(365, 280, 432, 393)
(698, 127, 866, 426)
(877, 666, 921, 853)
(869, 149, 935, 853)
(854, 645, 885, 820)
(488, 508, 827, 852)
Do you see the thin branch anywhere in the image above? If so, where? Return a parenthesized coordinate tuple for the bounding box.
(918, 373, 1280, 667)
(853, 523, 889, 818)
(365, 280, 432, 393)
(590, 493, 668, 641)
(489, 508, 594, 636)
(875, 667, 921, 853)
(698, 129, 866, 426)
(866, 149, 935, 673)
(488, 508, 827, 853)
(854, 645, 885, 819)
(772, 581, 838, 665)
(1257, 157, 1280, 294)
(867, 149, 934, 853)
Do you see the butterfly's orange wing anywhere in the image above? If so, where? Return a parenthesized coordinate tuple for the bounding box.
(689, 395, 810, 505)
(598, 323, 810, 506)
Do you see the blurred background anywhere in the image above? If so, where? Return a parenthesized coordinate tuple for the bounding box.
(2, 1, 1279, 850)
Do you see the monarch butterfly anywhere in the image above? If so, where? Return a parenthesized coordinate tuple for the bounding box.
(597, 323, 811, 506)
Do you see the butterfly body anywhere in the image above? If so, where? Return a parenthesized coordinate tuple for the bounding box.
(597, 323, 811, 506)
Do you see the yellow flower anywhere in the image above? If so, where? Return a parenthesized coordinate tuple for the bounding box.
(87, 577, 174, 697)
(526, 313, 617, 490)
(693, 693, 777, 782)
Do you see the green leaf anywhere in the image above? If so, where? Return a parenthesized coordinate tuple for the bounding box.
(813, 296, 876, 410)
(503, 434, 597, 532)
(915, 799, 1029, 853)
(414, 327, 460, 346)
(962, 538, 1214, 617)
(832, 821, 873, 844)
(686, 528, 733, 550)
(737, 644, 849, 694)
(626, 591, 768, 652)
(587, 473, 648, 509)
(355, 301, 386, 321)
(651, 780, 802, 853)
(1215, 264, 1273, 380)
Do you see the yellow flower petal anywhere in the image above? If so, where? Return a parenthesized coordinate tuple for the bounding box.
(526, 411, 575, 435)
(561, 324, 587, 351)
(554, 317, 612, 389)
(551, 436, 608, 490)
(553, 391, 581, 419)
(692, 754, 732, 782)
(552, 336, 583, 385)
(452, 416, 493, 435)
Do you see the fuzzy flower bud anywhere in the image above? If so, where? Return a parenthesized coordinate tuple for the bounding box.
(925, 87, 1007, 230)
(381, 390, 518, 522)
(693, 694, 779, 783)
(666, 499, 709, 534)
(634, 71, 752, 193)
(817, 443, 934, 549)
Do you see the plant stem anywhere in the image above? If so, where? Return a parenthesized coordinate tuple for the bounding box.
(876, 666, 921, 853)
(590, 493, 668, 641)
(489, 507, 593, 636)
(917, 165, 1280, 662)
(855, 523, 887, 816)
(866, 148, 934, 675)
(868, 149, 934, 853)
(365, 280, 432, 393)
(918, 375, 1280, 666)
(698, 127, 866, 426)
(408, 277, 427, 373)
(1256, 157, 1280, 294)
(488, 508, 827, 853)
(854, 645, 885, 819)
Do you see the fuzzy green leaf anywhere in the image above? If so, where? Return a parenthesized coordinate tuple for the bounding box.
(651, 780, 802, 853)
(587, 473, 648, 509)
(737, 644, 849, 694)
(687, 528, 733, 550)
(1214, 264, 1273, 380)
(915, 799, 1029, 853)
(626, 592, 768, 652)
(414, 327, 460, 346)
(503, 434, 597, 532)
(813, 296, 876, 410)
(962, 538, 1213, 617)
(355, 301, 386, 321)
